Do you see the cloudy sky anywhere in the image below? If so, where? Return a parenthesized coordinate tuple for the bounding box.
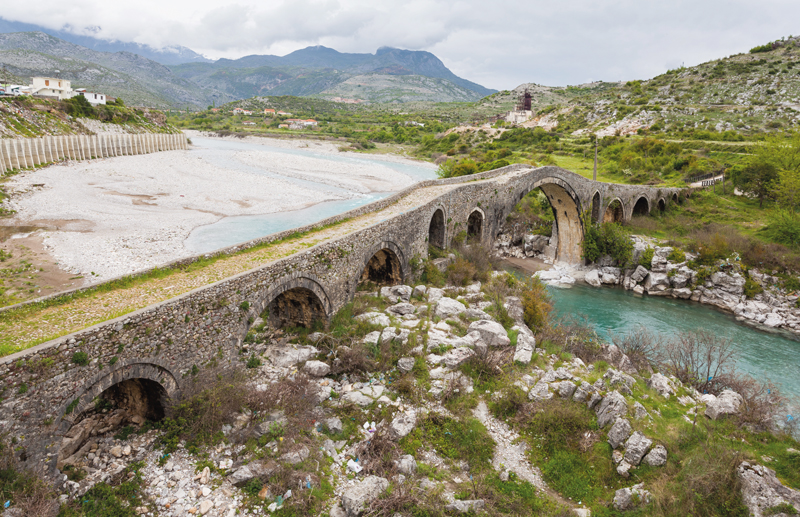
(2, 0, 799, 89)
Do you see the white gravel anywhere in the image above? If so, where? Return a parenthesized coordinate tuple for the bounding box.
(6, 135, 435, 282)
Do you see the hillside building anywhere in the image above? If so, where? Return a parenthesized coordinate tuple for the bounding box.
(75, 89, 107, 105)
(30, 77, 73, 100)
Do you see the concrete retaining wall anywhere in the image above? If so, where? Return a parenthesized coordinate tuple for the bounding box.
(0, 133, 188, 174)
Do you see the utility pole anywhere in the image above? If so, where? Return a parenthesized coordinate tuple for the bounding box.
(593, 136, 598, 181)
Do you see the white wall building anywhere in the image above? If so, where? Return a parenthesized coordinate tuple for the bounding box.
(30, 77, 73, 100)
(74, 89, 107, 105)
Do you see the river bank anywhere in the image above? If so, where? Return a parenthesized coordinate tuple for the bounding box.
(0, 134, 436, 294)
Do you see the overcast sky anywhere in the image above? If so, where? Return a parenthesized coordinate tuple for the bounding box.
(3, 0, 800, 90)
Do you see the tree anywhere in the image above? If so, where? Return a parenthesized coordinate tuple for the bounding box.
(730, 160, 778, 208)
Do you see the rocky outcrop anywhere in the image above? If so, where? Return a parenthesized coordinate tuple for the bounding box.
(613, 483, 652, 511)
(739, 462, 800, 517)
(341, 476, 390, 517)
(704, 390, 743, 420)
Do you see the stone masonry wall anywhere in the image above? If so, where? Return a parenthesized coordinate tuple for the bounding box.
(0, 165, 682, 479)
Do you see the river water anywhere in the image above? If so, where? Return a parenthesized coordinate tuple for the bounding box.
(545, 279, 800, 416)
(183, 137, 437, 252)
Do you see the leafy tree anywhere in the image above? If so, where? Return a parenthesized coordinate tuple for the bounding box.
(753, 132, 800, 211)
(730, 160, 778, 208)
(64, 95, 94, 118)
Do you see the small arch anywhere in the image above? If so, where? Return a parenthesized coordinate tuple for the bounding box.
(269, 287, 326, 328)
(671, 193, 679, 204)
(361, 248, 403, 287)
(590, 191, 601, 223)
(632, 196, 650, 217)
(467, 209, 484, 240)
(256, 274, 333, 326)
(657, 198, 666, 212)
(429, 208, 446, 248)
(604, 199, 624, 223)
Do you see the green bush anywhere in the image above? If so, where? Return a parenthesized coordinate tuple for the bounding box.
(639, 246, 655, 269)
(521, 277, 552, 331)
(744, 276, 764, 298)
(764, 503, 798, 516)
(667, 247, 686, 263)
(71, 352, 89, 366)
(582, 222, 634, 265)
(761, 209, 800, 248)
(245, 355, 261, 369)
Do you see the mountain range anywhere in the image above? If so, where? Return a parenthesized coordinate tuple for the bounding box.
(0, 19, 495, 107)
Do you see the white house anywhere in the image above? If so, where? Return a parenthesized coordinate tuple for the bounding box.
(30, 77, 73, 100)
(74, 89, 107, 105)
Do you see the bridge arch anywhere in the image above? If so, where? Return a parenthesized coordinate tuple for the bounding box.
(428, 206, 447, 249)
(632, 196, 650, 217)
(520, 177, 584, 264)
(672, 192, 680, 204)
(657, 198, 666, 212)
(360, 241, 406, 287)
(604, 198, 624, 223)
(590, 191, 601, 223)
(258, 274, 332, 328)
(467, 208, 485, 241)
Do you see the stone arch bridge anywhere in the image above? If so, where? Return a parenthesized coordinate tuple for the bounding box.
(0, 164, 682, 480)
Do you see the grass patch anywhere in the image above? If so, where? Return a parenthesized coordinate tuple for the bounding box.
(400, 414, 495, 470)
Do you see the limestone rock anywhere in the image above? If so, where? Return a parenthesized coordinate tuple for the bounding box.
(427, 287, 444, 303)
(342, 391, 374, 407)
(616, 460, 633, 478)
(397, 357, 416, 373)
(642, 444, 668, 467)
(633, 401, 650, 420)
(585, 269, 602, 287)
(387, 302, 416, 316)
(229, 462, 273, 487)
(608, 418, 632, 449)
(199, 500, 214, 515)
(513, 330, 535, 364)
(465, 308, 492, 320)
(435, 297, 466, 318)
(396, 455, 417, 475)
(325, 417, 344, 435)
(362, 331, 381, 345)
(445, 500, 486, 514)
(604, 368, 636, 395)
(388, 410, 417, 441)
(553, 380, 577, 399)
(613, 483, 652, 511)
(266, 345, 320, 368)
(341, 476, 390, 517)
(596, 391, 628, 428)
(645, 272, 670, 292)
(442, 347, 475, 368)
(356, 312, 391, 327)
(280, 446, 309, 464)
(467, 320, 510, 347)
(380, 285, 412, 303)
(303, 360, 330, 377)
(623, 431, 653, 466)
(630, 265, 649, 283)
(705, 390, 743, 420)
(647, 373, 675, 398)
(528, 382, 553, 401)
(739, 462, 800, 517)
(413, 285, 427, 298)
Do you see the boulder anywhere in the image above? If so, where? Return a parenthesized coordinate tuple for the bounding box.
(630, 265, 649, 283)
(303, 360, 331, 377)
(585, 269, 602, 287)
(673, 287, 693, 299)
(435, 297, 466, 318)
(616, 460, 633, 478)
(512, 330, 535, 364)
(601, 267, 622, 284)
(596, 391, 628, 428)
(324, 417, 344, 435)
(528, 382, 553, 401)
(647, 373, 675, 398)
(552, 380, 577, 399)
(255, 411, 288, 436)
(705, 390, 743, 420)
(633, 401, 650, 420)
(442, 347, 475, 368)
(228, 462, 274, 487)
(427, 287, 444, 303)
(280, 446, 309, 464)
(412, 285, 427, 298)
(607, 418, 632, 449)
(603, 368, 636, 395)
(739, 462, 800, 517)
(397, 357, 416, 373)
(642, 444, 668, 467)
(387, 302, 416, 316)
(396, 455, 417, 476)
(266, 345, 319, 368)
(341, 476, 390, 517)
(467, 320, 510, 347)
(623, 431, 653, 466)
(644, 272, 670, 292)
(362, 331, 381, 345)
(445, 500, 486, 514)
(355, 312, 391, 327)
(465, 308, 492, 320)
(342, 391, 374, 407)
(380, 285, 413, 303)
(388, 410, 417, 441)
(199, 500, 214, 515)
(613, 483, 652, 511)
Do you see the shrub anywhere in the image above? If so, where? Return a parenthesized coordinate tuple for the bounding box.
(656, 330, 737, 394)
(612, 325, 659, 371)
(761, 209, 800, 248)
(667, 247, 686, 263)
(639, 246, 655, 269)
(71, 351, 89, 366)
(521, 277, 552, 331)
(245, 355, 261, 368)
(764, 503, 799, 516)
(582, 222, 634, 265)
(743, 276, 764, 298)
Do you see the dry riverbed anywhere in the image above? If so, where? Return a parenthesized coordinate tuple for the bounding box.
(0, 133, 435, 299)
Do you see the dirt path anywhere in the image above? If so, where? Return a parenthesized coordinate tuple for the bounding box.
(473, 400, 580, 511)
(0, 182, 459, 357)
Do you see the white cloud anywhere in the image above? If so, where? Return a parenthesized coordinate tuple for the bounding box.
(2, 0, 799, 89)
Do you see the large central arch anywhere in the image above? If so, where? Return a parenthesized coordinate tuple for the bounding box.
(257, 275, 333, 329)
(361, 241, 405, 287)
(521, 178, 584, 264)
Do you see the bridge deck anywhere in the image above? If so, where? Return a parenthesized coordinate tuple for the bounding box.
(0, 179, 473, 357)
